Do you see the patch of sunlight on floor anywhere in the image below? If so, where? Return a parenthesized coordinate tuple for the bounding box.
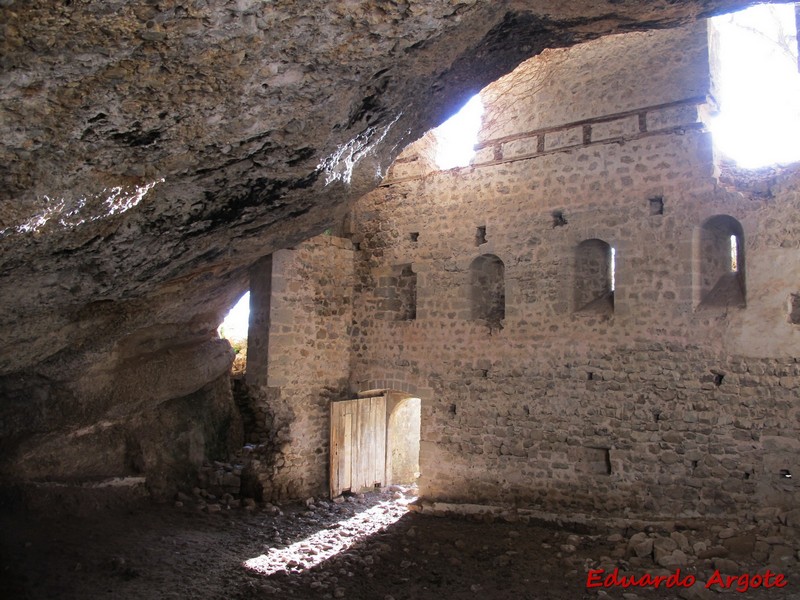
(218, 291, 250, 341)
(434, 94, 483, 170)
(709, 3, 800, 168)
(244, 496, 413, 576)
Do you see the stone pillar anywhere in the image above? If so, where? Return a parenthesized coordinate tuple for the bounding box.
(246, 254, 273, 387)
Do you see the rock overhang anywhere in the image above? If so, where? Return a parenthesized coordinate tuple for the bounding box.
(0, 0, 781, 375)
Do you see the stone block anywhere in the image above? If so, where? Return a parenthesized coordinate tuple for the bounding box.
(628, 533, 654, 558)
(657, 549, 688, 568)
(670, 531, 691, 553)
(543, 126, 583, 151)
(646, 104, 700, 131)
(721, 534, 755, 557)
(502, 136, 539, 159)
(653, 536, 678, 563)
(591, 115, 640, 141)
(472, 146, 497, 165)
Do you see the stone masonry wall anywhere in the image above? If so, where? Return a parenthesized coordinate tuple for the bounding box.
(245, 235, 355, 502)
(348, 22, 800, 520)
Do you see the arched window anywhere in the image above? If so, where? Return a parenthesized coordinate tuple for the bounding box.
(575, 239, 615, 313)
(470, 254, 505, 326)
(698, 215, 746, 308)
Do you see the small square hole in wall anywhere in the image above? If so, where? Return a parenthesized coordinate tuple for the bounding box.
(552, 210, 568, 228)
(475, 225, 487, 246)
(409, 232, 419, 243)
(649, 196, 664, 215)
(788, 293, 800, 324)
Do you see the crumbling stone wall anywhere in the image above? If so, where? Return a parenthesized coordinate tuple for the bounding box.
(245, 235, 355, 502)
(347, 22, 800, 520)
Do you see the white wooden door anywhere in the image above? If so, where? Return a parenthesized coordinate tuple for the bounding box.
(330, 396, 387, 497)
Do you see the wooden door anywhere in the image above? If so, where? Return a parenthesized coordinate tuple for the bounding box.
(330, 395, 387, 498)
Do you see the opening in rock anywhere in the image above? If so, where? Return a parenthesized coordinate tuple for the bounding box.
(434, 94, 483, 170)
(709, 3, 800, 168)
(218, 291, 250, 375)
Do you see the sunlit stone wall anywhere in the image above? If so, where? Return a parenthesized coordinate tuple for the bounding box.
(348, 22, 800, 518)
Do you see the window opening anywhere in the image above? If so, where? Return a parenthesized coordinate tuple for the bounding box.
(575, 239, 614, 314)
(709, 4, 800, 168)
(610, 247, 617, 293)
(218, 291, 250, 374)
(475, 225, 487, 246)
(434, 94, 483, 170)
(649, 196, 664, 216)
(697, 215, 746, 309)
(552, 210, 568, 227)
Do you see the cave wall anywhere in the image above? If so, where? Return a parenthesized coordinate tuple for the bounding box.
(0, 328, 241, 503)
(348, 22, 800, 519)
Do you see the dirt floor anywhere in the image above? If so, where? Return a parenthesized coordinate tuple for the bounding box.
(1, 488, 799, 600)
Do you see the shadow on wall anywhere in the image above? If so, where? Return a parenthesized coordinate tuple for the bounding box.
(470, 254, 505, 328)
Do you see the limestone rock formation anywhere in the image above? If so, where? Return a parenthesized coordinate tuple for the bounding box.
(0, 0, 776, 500)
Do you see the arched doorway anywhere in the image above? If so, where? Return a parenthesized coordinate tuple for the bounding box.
(385, 392, 421, 485)
(329, 390, 421, 497)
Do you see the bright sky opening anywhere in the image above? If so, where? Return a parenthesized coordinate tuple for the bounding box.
(709, 4, 800, 168)
(434, 94, 484, 170)
(218, 291, 250, 341)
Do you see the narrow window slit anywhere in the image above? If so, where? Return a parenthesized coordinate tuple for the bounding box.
(475, 226, 487, 246)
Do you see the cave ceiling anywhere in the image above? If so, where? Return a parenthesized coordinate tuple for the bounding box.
(0, 0, 783, 376)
